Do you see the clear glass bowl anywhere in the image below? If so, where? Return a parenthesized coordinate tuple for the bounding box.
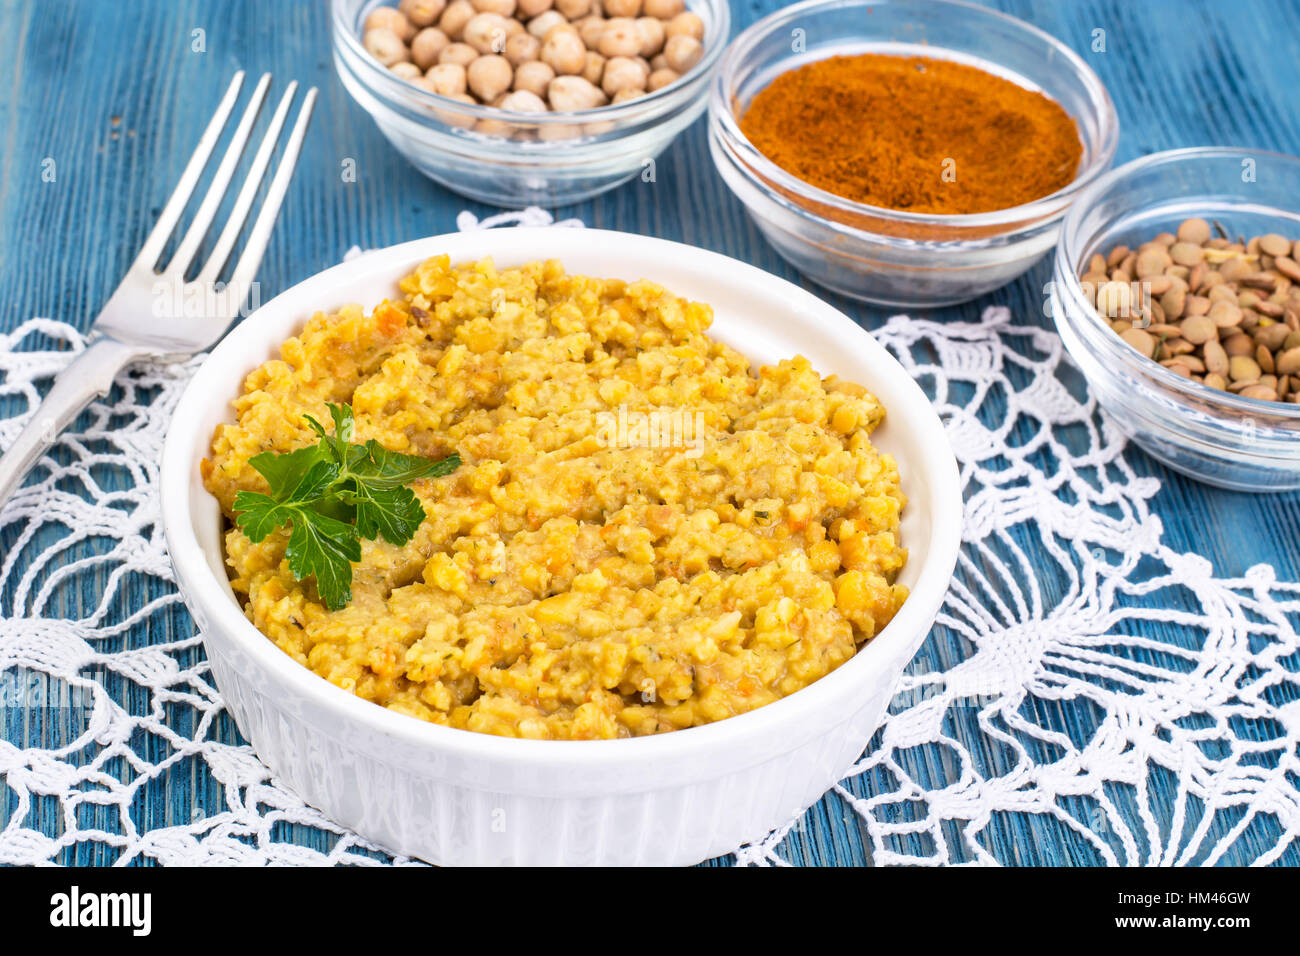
(332, 0, 729, 207)
(707, 0, 1118, 307)
(1050, 147, 1300, 491)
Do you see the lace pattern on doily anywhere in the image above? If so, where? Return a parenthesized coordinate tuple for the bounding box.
(2, 213, 1297, 866)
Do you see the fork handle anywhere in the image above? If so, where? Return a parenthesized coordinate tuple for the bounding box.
(0, 336, 155, 509)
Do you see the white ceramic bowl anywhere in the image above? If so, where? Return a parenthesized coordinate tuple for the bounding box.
(160, 228, 961, 866)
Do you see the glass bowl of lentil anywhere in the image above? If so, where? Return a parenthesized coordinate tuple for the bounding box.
(1051, 147, 1300, 491)
(332, 0, 729, 206)
(707, 0, 1118, 308)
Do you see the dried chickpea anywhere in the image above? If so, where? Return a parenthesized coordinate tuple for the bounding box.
(439, 41, 479, 66)
(527, 9, 568, 36)
(503, 31, 541, 65)
(364, 28, 411, 66)
(575, 14, 606, 46)
(391, 61, 424, 80)
(663, 33, 701, 72)
(597, 17, 641, 56)
(642, 0, 682, 17)
(601, 55, 646, 96)
(475, 115, 517, 136)
(547, 74, 608, 110)
(369, 0, 706, 112)
(646, 66, 677, 91)
(555, 0, 592, 16)
(544, 19, 581, 36)
(635, 16, 664, 56)
(400, 0, 447, 27)
(467, 53, 514, 100)
(499, 89, 548, 111)
(583, 116, 616, 135)
(463, 11, 512, 52)
(541, 27, 587, 74)
(366, 6, 417, 41)
(432, 91, 478, 127)
(664, 11, 703, 40)
(582, 50, 605, 84)
(439, 0, 477, 38)
(411, 26, 451, 69)
(513, 59, 555, 95)
(539, 122, 582, 141)
(424, 62, 469, 95)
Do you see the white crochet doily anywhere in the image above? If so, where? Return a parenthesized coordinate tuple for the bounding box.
(1, 208, 1297, 867)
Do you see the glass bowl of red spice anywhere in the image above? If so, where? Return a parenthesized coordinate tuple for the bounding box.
(708, 0, 1119, 308)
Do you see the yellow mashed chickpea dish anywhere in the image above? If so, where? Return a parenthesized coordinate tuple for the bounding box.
(202, 257, 909, 740)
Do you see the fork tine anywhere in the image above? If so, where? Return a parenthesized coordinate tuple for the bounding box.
(196, 81, 300, 287)
(130, 72, 245, 274)
(164, 73, 272, 278)
(219, 86, 318, 302)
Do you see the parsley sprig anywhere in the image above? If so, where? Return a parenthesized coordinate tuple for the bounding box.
(232, 403, 460, 610)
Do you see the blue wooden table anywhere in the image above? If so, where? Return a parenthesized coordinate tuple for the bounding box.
(2, 0, 1298, 866)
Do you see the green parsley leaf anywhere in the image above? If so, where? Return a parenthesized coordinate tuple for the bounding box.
(302, 413, 328, 441)
(288, 458, 342, 502)
(350, 483, 426, 543)
(246, 444, 324, 500)
(232, 403, 460, 611)
(286, 508, 362, 610)
(304, 405, 354, 467)
(232, 491, 297, 542)
(356, 439, 462, 490)
(328, 402, 355, 443)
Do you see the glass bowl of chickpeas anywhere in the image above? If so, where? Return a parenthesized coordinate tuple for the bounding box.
(332, 0, 728, 206)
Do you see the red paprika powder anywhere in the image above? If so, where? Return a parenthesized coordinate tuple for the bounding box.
(738, 53, 1083, 216)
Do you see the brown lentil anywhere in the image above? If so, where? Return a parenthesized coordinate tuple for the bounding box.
(1085, 219, 1300, 404)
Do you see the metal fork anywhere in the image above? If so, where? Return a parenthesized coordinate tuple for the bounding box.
(0, 72, 317, 507)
